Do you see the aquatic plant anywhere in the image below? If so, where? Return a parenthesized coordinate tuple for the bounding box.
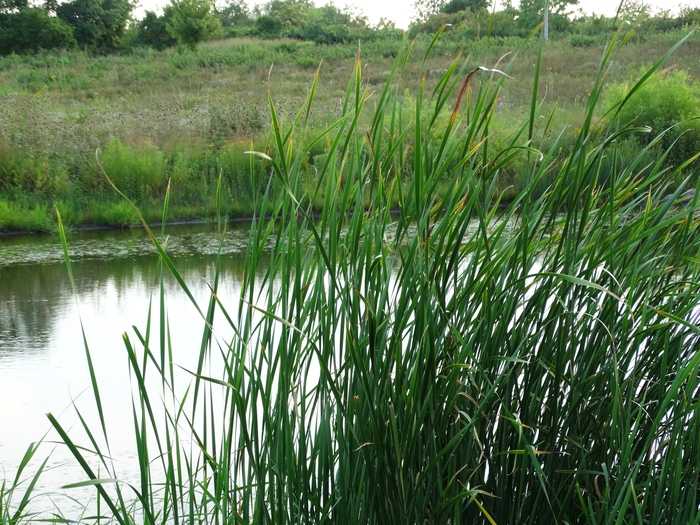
(0, 442, 47, 525)
(45, 29, 700, 524)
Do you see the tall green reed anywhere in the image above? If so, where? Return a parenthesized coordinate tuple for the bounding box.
(0, 442, 47, 525)
(46, 29, 700, 524)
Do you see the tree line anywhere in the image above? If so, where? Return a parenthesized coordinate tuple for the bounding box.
(1, 0, 699, 56)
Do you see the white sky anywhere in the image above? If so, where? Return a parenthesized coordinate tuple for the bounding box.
(335, 0, 700, 29)
(136, 0, 700, 29)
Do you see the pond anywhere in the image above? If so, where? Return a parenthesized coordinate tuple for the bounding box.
(0, 222, 260, 515)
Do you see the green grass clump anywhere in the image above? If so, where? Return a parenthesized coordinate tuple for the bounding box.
(0, 200, 53, 232)
(24, 29, 700, 524)
(99, 138, 167, 199)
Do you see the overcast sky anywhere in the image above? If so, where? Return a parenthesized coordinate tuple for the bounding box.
(330, 0, 700, 29)
(136, 0, 700, 29)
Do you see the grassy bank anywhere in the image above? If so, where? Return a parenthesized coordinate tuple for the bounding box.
(1, 29, 700, 232)
(3, 28, 699, 523)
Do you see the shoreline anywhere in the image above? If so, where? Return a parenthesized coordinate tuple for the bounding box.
(0, 215, 257, 237)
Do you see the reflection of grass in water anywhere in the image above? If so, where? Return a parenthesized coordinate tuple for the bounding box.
(11, 31, 698, 524)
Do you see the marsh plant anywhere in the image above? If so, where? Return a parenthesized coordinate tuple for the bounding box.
(22, 29, 700, 524)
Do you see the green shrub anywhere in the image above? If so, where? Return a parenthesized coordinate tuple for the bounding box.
(603, 68, 700, 170)
(135, 10, 176, 50)
(0, 8, 76, 55)
(56, 0, 133, 52)
(569, 34, 596, 47)
(165, 0, 222, 51)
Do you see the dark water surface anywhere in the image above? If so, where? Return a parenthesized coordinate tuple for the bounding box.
(0, 223, 259, 515)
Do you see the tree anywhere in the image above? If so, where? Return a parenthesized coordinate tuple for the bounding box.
(412, 0, 440, 21)
(260, 0, 311, 32)
(517, 0, 578, 34)
(441, 0, 489, 14)
(300, 4, 353, 43)
(0, 7, 75, 54)
(615, 0, 652, 23)
(0, 0, 28, 14)
(0, 0, 27, 27)
(56, 0, 133, 51)
(166, 0, 222, 50)
(42, 0, 58, 14)
(414, 0, 489, 21)
(214, 0, 251, 28)
(135, 10, 176, 50)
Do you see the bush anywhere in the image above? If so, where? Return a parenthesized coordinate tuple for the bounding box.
(254, 14, 282, 39)
(302, 23, 350, 44)
(0, 145, 68, 193)
(569, 34, 596, 47)
(166, 0, 222, 51)
(603, 69, 700, 170)
(56, 0, 132, 52)
(0, 8, 76, 55)
(90, 200, 138, 227)
(134, 10, 176, 50)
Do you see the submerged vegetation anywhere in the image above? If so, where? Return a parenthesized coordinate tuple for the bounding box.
(3, 28, 699, 523)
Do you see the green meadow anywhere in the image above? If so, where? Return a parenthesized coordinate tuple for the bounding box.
(1, 28, 700, 231)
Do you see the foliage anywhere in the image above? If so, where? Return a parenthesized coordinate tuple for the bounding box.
(414, 0, 489, 21)
(253, 13, 282, 37)
(0, 0, 24, 27)
(300, 3, 363, 44)
(441, 0, 489, 14)
(249, 0, 372, 42)
(0, 8, 75, 55)
(568, 33, 596, 47)
(409, 9, 470, 37)
(166, 0, 222, 50)
(213, 0, 251, 28)
(517, 0, 579, 34)
(603, 68, 700, 171)
(0, 0, 697, 55)
(257, 0, 311, 32)
(413, 0, 446, 21)
(42, 31, 700, 525)
(56, 0, 133, 51)
(0, 0, 28, 13)
(134, 10, 176, 50)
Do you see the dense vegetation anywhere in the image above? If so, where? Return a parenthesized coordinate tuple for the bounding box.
(3, 0, 700, 53)
(2, 0, 700, 232)
(4, 29, 700, 524)
(1, 22, 700, 232)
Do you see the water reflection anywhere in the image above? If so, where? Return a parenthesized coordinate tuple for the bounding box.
(0, 263, 72, 360)
(0, 223, 259, 513)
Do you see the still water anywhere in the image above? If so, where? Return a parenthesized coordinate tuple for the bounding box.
(0, 222, 258, 515)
